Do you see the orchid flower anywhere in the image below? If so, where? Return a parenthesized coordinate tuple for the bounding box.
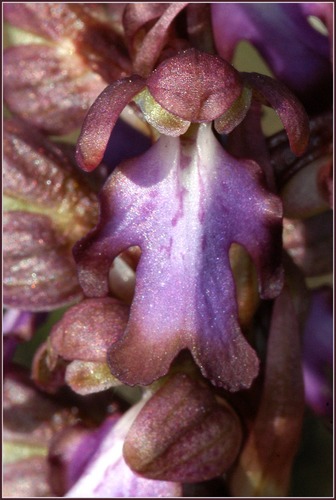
(74, 48, 309, 391)
(2, 3, 333, 498)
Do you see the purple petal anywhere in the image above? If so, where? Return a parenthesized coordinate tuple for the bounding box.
(75, 124, 283, 390)
(124, 373, 242, 482)
(4, 45, 106, 135)
(147, 48, 243, 122)
(50, 298, 129, 362)
(211, 3, 332, 113)
(242, 72, 310, 157)
(3, 309, 46, 341)
(66, 403, 182, 497)
(48, 417, 120, 496)
(76, 76, 146, 171)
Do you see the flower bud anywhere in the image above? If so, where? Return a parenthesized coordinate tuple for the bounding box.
(123, 373, 242, 482)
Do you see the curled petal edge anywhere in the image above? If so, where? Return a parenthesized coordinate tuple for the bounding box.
(243, 72, 310, 157)
(76, 76, 146, 172)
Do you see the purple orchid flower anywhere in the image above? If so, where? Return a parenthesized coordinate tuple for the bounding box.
(74, 48, 309, 391)
(211, 3, 333, 114)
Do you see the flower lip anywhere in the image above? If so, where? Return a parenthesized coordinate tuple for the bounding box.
(147, 48, 243, 122)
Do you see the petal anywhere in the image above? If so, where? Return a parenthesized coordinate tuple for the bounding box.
(3, 118, 98, 244)
(66, 402, 182, 497)
(3, 309, 47, 341)
(211, 3, 332, 113)
(123, 4, 173, 55)
(4, 45, 106, 135)
(75, 124, 283, 390)
(48, 418, 120, 496)
(242, 72, 310, 157)
(76, 76, 146, 171)
(50, 298, 129, 362)
(147, 48, 243, 122)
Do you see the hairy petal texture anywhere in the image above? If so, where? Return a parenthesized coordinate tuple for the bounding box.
(75, 124, 283, 390)
(211, 3, 332, 113)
